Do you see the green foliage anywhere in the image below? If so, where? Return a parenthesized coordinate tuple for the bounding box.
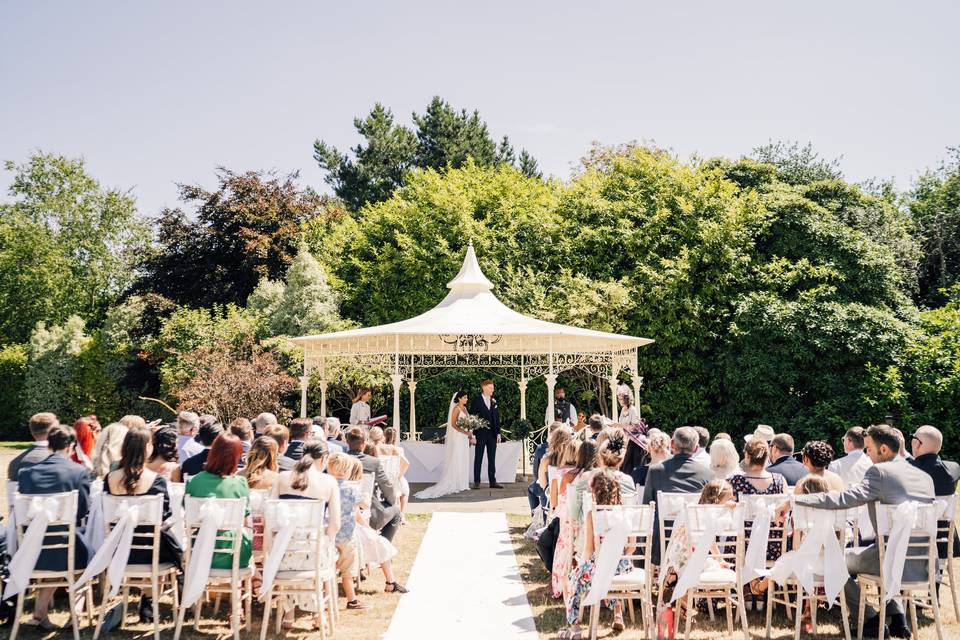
(137, 169, 344, 307)
(0, 152, 148, 343)
(909, 148, 960, 307)
(0, 344, 27, 437)
(313, 97, 540, 212)
(22, 317, 89, 419)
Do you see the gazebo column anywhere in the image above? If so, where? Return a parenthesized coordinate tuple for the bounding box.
(608, 375, 619, 420)
(518, 376, 528, 422)
(318, 378, 329, 417)
(407, 378, 417, 440)
(545, 373, 557, 426)
(299, 375, 310, 418)
(390, 374, 403, 430)
(630, 361, 642, 415)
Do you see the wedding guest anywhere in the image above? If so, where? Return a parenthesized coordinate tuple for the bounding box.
(909, 425, 960, 560)
(71, 416, 98, 470)
(892, 427, 913, 461)
(146, 425, 181, 481)
(551, 439, 584, 599)
(377, 427, 411, 520)
(691, 426, 711, 467)
(229, 417, 254, 465)
(326, 453, 365, 609)
(7, 412, 56, 481)
(537, 425, 572, 507)
(17, 424, 91, 629)
(93, 417, 140, 477)
(262, 423, 295, 471)
(729, 439, 787, 500)
(586, 414, 604, 441)
(345, 426, 402, 544)
(175, 411, 203, 463)
(829, 426, 872, 487)
(619, 427, 647, 479)
(180, 420, 224, 478)
(708, 437, 740, 481)
(629, 428, 670, 486)
(570, 432, 635, 526)
(714, 432, 731, 441)
(546, 386, 577, 425)
(350, 388, 373, 425)
(529, 422, 563, 513)
(285, 418, 312, 461)
(324, 418, 346, 453)
(241, 436, 279, 491)
(345, 456, 407, 594)
(781, 424, 934, 639)
(310, 416, 327, 440)
(253, 412, 278, 435)
(767, 434, 809, 486)
(184, 433, 252, 571)
(573, 411, 587, 434)
(800, 441, 844, 491)
(617, 394, 639, 425)
(642, 427, 713, 565)
(105, 425, 183, 621)
(795, 474, 830, 495)
(561, 470, 631, 639)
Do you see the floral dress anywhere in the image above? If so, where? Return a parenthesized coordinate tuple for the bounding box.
(551, 475, 577, 599)
(729, 472, 787, 561)
(565, 520, 633, 625)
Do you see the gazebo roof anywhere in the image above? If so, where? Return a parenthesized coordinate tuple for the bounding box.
(293, 243, 653, 357)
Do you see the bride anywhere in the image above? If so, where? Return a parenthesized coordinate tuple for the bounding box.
(414, 391, 474, 499)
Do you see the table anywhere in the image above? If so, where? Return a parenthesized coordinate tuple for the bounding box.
(400, 441, 522, 484)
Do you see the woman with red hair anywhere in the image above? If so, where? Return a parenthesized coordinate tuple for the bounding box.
(185, 432, 252, 569)
(71, 415, 99, 469)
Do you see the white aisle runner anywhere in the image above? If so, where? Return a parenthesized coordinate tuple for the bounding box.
(384, 512, 539, 640)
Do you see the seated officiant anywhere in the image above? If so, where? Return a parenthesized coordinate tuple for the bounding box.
(545, 386, 577, 426)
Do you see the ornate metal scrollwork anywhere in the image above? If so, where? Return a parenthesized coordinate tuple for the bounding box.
(438, 334, 502, 352)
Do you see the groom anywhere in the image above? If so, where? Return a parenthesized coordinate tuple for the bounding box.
(470, 379, 503, 489)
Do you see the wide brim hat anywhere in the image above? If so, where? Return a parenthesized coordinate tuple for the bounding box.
(744, 424, 775, 443)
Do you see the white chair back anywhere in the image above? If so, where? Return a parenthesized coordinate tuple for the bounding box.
(657, 491, 701, 560)
(102, 493, 164, 526)
(13, 490, 78, 526)
(360, 472, 376, 501)
(683, 502, 742, 538)
(875, 501, 942, 537)
(183, 495, 246, 528)
(5, 481, 18, 516)
(262, 498, 325, 530)
(379, 455, 401, 484)
(792, 501, 860, 532)
(249, 488, 269, 515)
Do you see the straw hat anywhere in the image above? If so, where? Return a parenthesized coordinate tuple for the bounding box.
(744, 424, 775, 444)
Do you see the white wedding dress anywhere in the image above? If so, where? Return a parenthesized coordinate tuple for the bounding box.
(414, 395, 471, 499)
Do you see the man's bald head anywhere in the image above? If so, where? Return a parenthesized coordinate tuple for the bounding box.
(913, 425, 943, 455)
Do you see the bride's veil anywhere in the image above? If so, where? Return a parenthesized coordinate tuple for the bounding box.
(447, 393, 459, 428)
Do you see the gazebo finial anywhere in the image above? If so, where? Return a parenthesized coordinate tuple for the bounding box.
(447, 240, 493, 291)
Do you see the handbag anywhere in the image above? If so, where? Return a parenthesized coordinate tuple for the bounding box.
(535, 516, 560, 573)
(523, 506, 548, 541)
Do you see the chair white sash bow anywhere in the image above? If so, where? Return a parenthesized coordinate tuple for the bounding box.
(584, 506, 630, 606)
(768, 506, 849, 607)
(3, 496, 64, 599)
(181, 499, 226, 607)
(73, 501, 141, 597)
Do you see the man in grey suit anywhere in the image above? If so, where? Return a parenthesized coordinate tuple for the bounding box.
(783, 424, 934, 639)
(7, 412, 57, 482)
(641, 426, 713, 565)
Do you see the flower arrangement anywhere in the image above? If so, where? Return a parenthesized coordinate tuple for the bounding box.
(457, 414, 489, 433)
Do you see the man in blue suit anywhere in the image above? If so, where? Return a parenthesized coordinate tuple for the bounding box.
(17, 423, 91, 629)
(767, 434, 809, 486)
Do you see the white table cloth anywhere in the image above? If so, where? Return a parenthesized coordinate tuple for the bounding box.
(401, 441, 521, 484)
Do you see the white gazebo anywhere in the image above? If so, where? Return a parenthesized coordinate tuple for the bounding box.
(292, 242, 653, 441)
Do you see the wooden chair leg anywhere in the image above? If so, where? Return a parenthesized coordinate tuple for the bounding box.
(878, 586, 886, 640)
(246, 576, 253, 631)
(811, 591, 818, 634)
(152, 577, 161, 640)
(93, 577, 111, 640)
(121, 586, 129, 629)
(765, 580, 775, 638)
(930, 585, 945, 640)
(10, 590, 25, 640)
(737, 585, 750, 640)
(684, 591, 693, 640)
(794, 587, 804, 640)
(947, 558, 960, 622)
(857, 582, 866, 640)
(839, 585, 853, 640)
(588, 603, 600, 640)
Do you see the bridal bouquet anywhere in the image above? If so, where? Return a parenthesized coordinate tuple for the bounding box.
(457, 415, 488, 434)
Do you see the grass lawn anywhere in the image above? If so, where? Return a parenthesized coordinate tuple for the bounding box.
(1, 445, 431, 640)
(506, 514, 960, 640)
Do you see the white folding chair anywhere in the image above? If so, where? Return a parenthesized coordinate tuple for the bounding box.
(92, 494, 179, 640)
(657, 492, 702, 567)
(736, 494, 793, 625)
(934, 495, 959, 621)
(379, 455, 402, 486)
(249, 488, 269, 563)
(9, 490, 94, 640)
(675, 503, 749, 640)
(587, 503, 656, 640)
(259, 499, 334, 640)
(173, 496, 252, 640)
(781, 502, 858, 640)
(857, 501, 945, 640)
(360, 472, 376, 503)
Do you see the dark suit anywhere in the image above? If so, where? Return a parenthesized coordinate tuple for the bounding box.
(286, 440, 305, 461)
(348, 449, 401, 542)
(7, 443, 50, 481)
(909, 452, 960, 558)
(277, 454, 295, 472)
(17, 453, 91, 571)
(180, 448, 209, 478)
(641, 454, 713, 565)
(797, 457, 935, 620)
(527, 442, 548, 511)
(469, 394, 500, 484)
(767, 455, 809, 486)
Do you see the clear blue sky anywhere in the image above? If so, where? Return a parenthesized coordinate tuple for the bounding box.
(2, 1, 958, 216)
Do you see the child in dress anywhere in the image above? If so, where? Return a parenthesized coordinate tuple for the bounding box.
(347, 457, 408, 593)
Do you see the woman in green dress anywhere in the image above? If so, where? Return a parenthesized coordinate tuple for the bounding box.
(185, 432, 253, 569)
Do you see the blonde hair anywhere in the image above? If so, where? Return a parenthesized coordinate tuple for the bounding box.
(327, 452, 352, 479)
(369, 426, 385, 443)
(546, 427, 573, 467)
(647, 429, 671, 455)
(347, 456, 363, 481)
(699, 479, 733, 505)
(119, 415, 147, 430)
(560, 439, 580, 466)
(709, 438, 739, 480)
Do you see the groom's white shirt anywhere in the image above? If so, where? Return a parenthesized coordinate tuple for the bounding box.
(483, 394, 491, 409)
